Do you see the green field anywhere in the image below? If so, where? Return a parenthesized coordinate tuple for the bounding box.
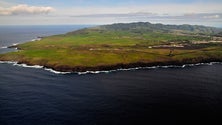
(0, 22, 222, 72)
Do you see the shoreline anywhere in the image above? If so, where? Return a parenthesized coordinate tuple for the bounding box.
(31, 57, 222, 72)
(1, 22, 222, 74)
(0, 37, 42, 51)
(1, 57, 222, 74)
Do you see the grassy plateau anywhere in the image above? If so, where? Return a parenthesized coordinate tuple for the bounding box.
(0, 22, 222, 72)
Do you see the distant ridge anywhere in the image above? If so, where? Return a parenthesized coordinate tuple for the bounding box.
(67, 22, 222, 36)
(99, 22, 222, 35)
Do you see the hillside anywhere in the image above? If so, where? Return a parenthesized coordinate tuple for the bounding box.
(68, 22, 222, 35)
(99, 22, 221, 34)
(0, 22, 222, 72)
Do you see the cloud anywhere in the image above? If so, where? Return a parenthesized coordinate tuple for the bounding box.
(0, 1, 14, 7)
(72, 12, 157, 18)
(56, 2, 222, 16)
(203, 15, 220, 19)
(0, 2, 222, 27)
(183, 13, 221, 19)
(0, 4, 55, 15)
(71, 12, 222, 21)
(67, 12, 222, 27)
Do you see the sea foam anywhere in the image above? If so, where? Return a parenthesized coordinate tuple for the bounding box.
(1, 46, 8, 49)
(76, 62, 222, 75)
(0, 61, 17, 64)
(44, 68, 71, 74)
(13, 63, 43, 69)
(31, 38, 41, 42)
(12, 43, 19, 46)
(14, 62, 70, 74)
(0, 60, 221, 75)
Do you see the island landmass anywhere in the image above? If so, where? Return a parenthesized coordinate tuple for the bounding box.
(1, 22, 222, 72)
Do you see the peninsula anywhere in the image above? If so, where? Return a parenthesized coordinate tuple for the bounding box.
(1, 22, 222, 72)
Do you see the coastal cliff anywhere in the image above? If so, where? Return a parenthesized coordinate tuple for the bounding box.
(0, 22, 222, 72)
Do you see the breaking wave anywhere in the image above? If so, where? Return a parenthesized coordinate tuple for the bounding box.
(0, 61, 221, 75)
(31, 38, 41, 42)
(12, 43, 19, 46)
(44, 68, 71, 74)
(76, 62, 222, 75)
(0, 42, 19, 49)
(1, 46, 8, 49)
(13, 63, 43, 69)
(0, 61, 70, 74)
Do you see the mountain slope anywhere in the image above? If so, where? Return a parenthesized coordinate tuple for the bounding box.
(98, 22, 222, 34)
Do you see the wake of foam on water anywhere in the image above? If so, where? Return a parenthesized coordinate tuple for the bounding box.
(0, 61, 221, 75)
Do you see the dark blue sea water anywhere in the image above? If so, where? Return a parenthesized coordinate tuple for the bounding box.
(0, 25, 93, 54)
(0, 26, 222, 125)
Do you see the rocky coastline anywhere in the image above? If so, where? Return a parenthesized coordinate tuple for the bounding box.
(1, 56, 220, 73)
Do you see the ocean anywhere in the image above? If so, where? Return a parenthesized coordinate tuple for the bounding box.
(0, 25, 222, 125)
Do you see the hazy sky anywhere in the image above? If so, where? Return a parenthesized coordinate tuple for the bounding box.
(0, 0, 222, 26)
